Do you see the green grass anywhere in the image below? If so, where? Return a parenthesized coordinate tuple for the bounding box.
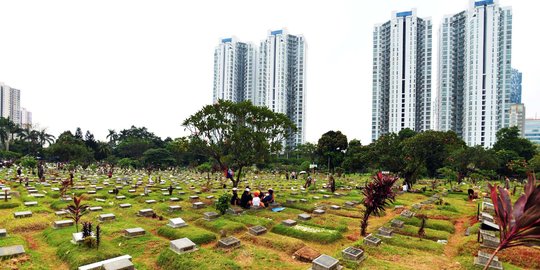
(157, 225, 216, 245)
(157, 248, 241, 270)
(395, 216, 455, 233)
(381, 234, 444, 254)
(396, 224, 452, 241)
(271, 223, 342, 243)
(194, 218, 246, 234)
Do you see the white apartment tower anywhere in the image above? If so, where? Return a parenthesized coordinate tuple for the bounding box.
(437, 0, 512, 147)
(372, 10, 432, 141)
(213, 37, 256, 104)
(0, 82, 21, 124)
(213, 30, 306, 148)
(20, 107, 32, 128)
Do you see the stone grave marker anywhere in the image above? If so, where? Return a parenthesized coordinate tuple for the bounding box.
(313, 209, 325, 215)
(54, 220, 74, 229)
(342, 247, 365, 262)
(192, 202, 205, 209)
(119, 203, 132, 208)
(168, 218, 187, 228)
(400, 210, 415, 218)
(89, 206, 103, 212)
(102, 258, 134, 270)
(481, 234, 500, 249)
(282, 219, 297, 226)
(55, 210, 67, 216)
(189, 195, 199, 200)
(95, 198, 106, 203)
(345, 201, 355, 207)
(0, 245, 25, 258)
(170, 197, 180, 202)
(116, 196, 126, 200)
(248, 226, 267, 236)
(169, 205, 182, 212)
(330, 205, 341, 210)
(474, 250, 503, 270)
(377, 227, 394, 238)
(300, 199, 308, 203)
(298, 213, 312, 221)
(124, 227, 145, 238)
(138, 209, 154, 217)
(145, 199, 156, 204)
(170, 238, 197, 254)
(99, 213, 116, 222)
(311, 254, 342, 270)
(203, 212, 219, 221)
(0, 229, 6, 237)
(390, 219, 404, 228)
(14, 211, 32, 218)
(218, 236, 240, 249)
(363, 234, 381, 247)
(24, 201, 38, 206)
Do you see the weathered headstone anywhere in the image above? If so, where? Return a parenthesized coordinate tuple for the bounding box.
(203, 212, 219, 221)
(14, 211, 32, 218)
(0, 245, 25, 258)
(313, 209, 325, 215)
(218, 236, 240, 249)
(248, 226, 267, 236)
(138, 209, 154, 217)
(145, 200, 156, 204)
(481, 234, 500, 249)
(298, 213, 312, 221)
(282, 219, 297, 226)
(192, 202, 205, 209)
(89, 206, 103, 212)
(400, 210, 415, 218)
(342, 247, 365, 262)
(124, 227, 145, 238)
(170, 197, 180, 202)
(377, 227, 394, 238)
(0, 229, 7, 237)
(116, 196, 126, 200)
(24, 201, 38, 206)
(54, 220, 74, 229)
(119, 203, 132, 208)
(103, 258, 134, 270)
(363, 234, 381, 247)
(330, 205, 341, 210)
(99, 213, 116, 222)
(169, 205, 182, 212)
(310, 254, 342, 270)
(474, 250, 503, 270)
(390, 219, 404, 228)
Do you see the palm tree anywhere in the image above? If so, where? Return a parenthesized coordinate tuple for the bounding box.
(106, 129, 118, 145)
(0, 117, 18, 151)
(37, 129, 56, 147)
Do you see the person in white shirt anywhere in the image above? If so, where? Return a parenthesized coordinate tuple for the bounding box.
(252, 190, 261, 207)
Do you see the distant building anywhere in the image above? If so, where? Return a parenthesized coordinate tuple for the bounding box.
(509, 104, 525, 136)
(372, 9, 433, 141)
(437, 0, 513, 147)
(0, 82, 21, 124)
(524, 119, 540, 144)
(20, 107, 32, 128)
(510, 68, 522, 104)
(212, 30, 306, 148)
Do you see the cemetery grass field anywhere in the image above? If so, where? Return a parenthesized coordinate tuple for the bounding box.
(1, 170, 539, 270)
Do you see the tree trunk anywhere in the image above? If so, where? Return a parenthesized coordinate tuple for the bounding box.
(360, 209, 372, 236)
(232, 166, 243, 188)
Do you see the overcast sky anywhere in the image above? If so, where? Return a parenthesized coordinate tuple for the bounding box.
(0, 0, 537, 144)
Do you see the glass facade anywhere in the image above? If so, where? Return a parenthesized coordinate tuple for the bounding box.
(524, 119, 540, 144)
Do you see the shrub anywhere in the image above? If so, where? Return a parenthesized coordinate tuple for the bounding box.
(215, 193, 230, 215)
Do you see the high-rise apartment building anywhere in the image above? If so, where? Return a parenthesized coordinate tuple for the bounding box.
(0, 82, 21, 124)
(437, 0, 512, 147)
(372, 10, 432, 141)
(509, 103, 525, 136)
(524, 119, 540, 144)
(212, 37, 256, 104)
(510, 68, 522, 104)
(20, 107, 32, 128)
(212, 30, 306, 148)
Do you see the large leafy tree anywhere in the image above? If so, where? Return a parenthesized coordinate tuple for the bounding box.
(316, 130, 348, 173)
(0, 117, 19, 151)
(342, 139, 369, 173)
(142, 148, 176, 169)
(493, 127, 537, 161)
(445, 146, 499, 183)
(183, 100, 295, 187)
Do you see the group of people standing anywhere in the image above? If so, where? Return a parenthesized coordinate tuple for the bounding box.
(230, 187, 274, 209)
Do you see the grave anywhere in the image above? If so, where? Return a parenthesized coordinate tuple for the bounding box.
(342, 247, 365, 262)
(330, 205, 341, 210)
(313, 209, 325, 215)
(390, 219, 404, 228)
(54, 220, 74, 229)
(474, 250, 503, 270)
(298, 213, 312, 221)
(89, 206, 103, 212)
(30, 193, 45, 198)
(344, 201, 356, 207)
(168, 218, 187, 228)
(226, 206, 243, 215)
(286, 199, 297, 204)
(322, 195, 330, 199)
(282, 219, 297, 226)
(293, 246, 321, 262)
(189, 195, 199, 200)
(310, 254, 342, 270)
(103, 259, 134, 270)
(192, 202, 205, 209)
(0, 229, 6, 237)
(99, 213, 116, 222)
(248, 225, 267, 236)
(206, 195, 214, 199)
(78, 255, 132, 270)
(145, 200, 156, 204)
(482, 220, 500, 231)
(218, 236, 240, 249)
(0, 245, 25, 258)
(116, 196, 126, 200)
(119, 203, 132, 208)
(481, 212, 495, 223)
(170, 197, 180, 202)
(481, 234, 500, 249)
(400, 210, 415, 218)
(124, 227, 145, 238)
(24, 201, 38, 206)
(138, 209, 154, 217)
(170, 238, 197, 254)
(14, 211, 32, 218)
(203, 211, 219, 221)
(169, 205, 182, 212)
(56, 210, 68, 216)
(378, 227, 394, 237)
(300, 199, 308, 203)
(95, 198, 106, 203)
(363, 234, 382, 247)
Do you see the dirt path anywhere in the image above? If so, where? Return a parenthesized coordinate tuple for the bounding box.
(444, 216, 469, 258)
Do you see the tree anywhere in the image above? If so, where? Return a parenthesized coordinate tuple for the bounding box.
(183, 100, 295, 187)
(360, 172, 398, 236)
(484, 173, 540, 270)
(106, 129, 118, 145)
(37, 129, 55, 147)
(0, 117, 19, 151)
(19, 156, 37, 173)
(317, 130, 348, 173)
(142, 148, 176, 169)
(493, 127, 537, 161)
(66, 195, 89, 232)
(342, 139, 370, 173)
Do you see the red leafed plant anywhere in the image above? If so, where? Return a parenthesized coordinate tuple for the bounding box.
(360, 172, 399, 236)
(484, 172, 540, 270)
(66, 195, 89, 232)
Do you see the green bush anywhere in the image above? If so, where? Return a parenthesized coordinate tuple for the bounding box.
(271, 224, 342, 243)
(157, 248, 241, 270)
(215, 193, 230, 215)
(157, 226, 216, 245)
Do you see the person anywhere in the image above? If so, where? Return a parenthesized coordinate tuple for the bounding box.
(17, 167, 21, 177)
(304, 176, 312, 189)
(328, 174, 336, 193)
(230, 188, 240, 206)
(239, 188, 252, 209)
(262, 188, 274, 207)
(252, 191, 261, 207)
(402, 182, 408, 192)
(168, 184, 173, 196)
